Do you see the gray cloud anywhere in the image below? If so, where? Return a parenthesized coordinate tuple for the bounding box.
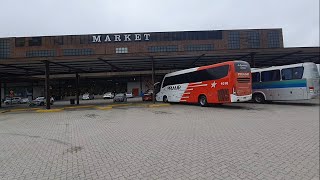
(0, 0, 319, 47)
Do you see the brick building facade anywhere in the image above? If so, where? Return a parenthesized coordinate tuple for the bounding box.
(0, 28, 283, 60)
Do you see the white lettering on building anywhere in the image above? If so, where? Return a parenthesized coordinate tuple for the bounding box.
(92, 35, 101, 43)
(104, 35, 111, 42)
(92, 33, 151, 43)
(114, 35, 121, 42)
(135, 34, 142, 41)
(124, 34, 131, 41)
(144, 34, 150, 41)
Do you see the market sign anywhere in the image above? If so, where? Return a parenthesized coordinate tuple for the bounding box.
(92, 34, 151, 43)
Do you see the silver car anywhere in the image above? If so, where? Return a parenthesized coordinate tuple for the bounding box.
(30, 97, 54, 106)
(4, 97, 22, 105)
(113, 93, 127, 102)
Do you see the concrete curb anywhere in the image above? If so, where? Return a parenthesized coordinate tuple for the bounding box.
(1, 103, 171, 113)
(64, 105, 95, 109)
(36, 109, 64, 113)
(96, 106, 113, 110)
(148, 104, 171, 108)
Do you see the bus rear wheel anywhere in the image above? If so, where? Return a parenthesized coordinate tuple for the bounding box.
(253, 93, 265, 103)
(199, 95, 208, 107)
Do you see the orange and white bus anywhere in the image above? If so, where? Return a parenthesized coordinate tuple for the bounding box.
(155, 61, 252, 106)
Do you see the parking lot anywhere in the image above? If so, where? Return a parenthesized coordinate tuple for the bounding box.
(0, 99, 319, 180)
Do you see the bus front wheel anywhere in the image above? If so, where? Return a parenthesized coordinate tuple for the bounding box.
(163, 96, 168, 103)
(199, 95, 208, 107)
(253, 93, 265, 103)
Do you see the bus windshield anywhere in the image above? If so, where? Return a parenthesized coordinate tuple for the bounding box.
(234, 61, 250, 72)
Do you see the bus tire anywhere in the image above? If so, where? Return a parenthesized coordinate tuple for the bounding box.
(198, 95, 208, 107)
(253, 93, 265, 103)
(163, 96, 168, 103)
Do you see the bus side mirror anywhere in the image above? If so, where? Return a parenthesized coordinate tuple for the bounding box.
(154, 82, 160, 86)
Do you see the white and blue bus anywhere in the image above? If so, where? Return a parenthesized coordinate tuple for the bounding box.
(251, 62, 319, 103)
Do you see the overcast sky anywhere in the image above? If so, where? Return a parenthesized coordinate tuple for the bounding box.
(0, 0, 319, 47)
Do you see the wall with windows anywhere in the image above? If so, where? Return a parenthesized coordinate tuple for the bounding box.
(0, 39, 11, 59)
(0, 29, 284, 60)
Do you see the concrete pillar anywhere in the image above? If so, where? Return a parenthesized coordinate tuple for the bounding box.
(151, 57, 155, 104)
(3, 82, 6, 99)
(44, 61, 51, 109)
(0, 80, 2, 108)
(251, 53, 256, 68)
(139, 75, 143, 96)
(76, 73, 80, 105)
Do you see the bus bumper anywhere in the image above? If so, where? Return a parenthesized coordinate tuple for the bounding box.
(230, 94, 252, 102)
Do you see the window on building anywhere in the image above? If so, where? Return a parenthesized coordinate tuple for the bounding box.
(63, 49, 94, 56)
(148, 45, 178, 52)
(65, 36, 78, 45)
(26, 50, 55, 57)
(28, 37, 42, 46)
(228, 31, 240, 49)
(261, 70, 280, 82)
(185, 44, 213, 51)
(116, 47, 128, 54)
(267, 31, 280, 48)
(281, 67, 304, 80)
(0, 39, 11, 58)
(148, 31, 223, 42)
(80, 36, 88, 44)
(247, 31, 260, 48)
(54, 37, 64, 45)
(15, 38, 25, 47)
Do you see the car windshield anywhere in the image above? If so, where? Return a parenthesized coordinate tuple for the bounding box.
(115, 94, 124, 97)
(35, 97, 44, 100)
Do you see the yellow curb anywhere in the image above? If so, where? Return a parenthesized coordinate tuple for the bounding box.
(148, 104, 171, 108)
(36, 109, 63, 113)
(64, 105, 95, 109)
(8, 108, 41, 112)
(96, 106, 113, 110)
(109, 103, 132, 107)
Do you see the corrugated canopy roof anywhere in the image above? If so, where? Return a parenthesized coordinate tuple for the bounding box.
(0, 47, 319, 79)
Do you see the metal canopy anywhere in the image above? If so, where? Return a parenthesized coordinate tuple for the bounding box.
(0, 47, 319, 79)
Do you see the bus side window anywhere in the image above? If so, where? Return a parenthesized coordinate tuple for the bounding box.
(292, 67, 303, 79)
(252, 72, 260, 82)
(281, 68, 292, 80)
(281, 67, 303, 80)
(261, 70, 280, 82)
(163, 77, 173, 87)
